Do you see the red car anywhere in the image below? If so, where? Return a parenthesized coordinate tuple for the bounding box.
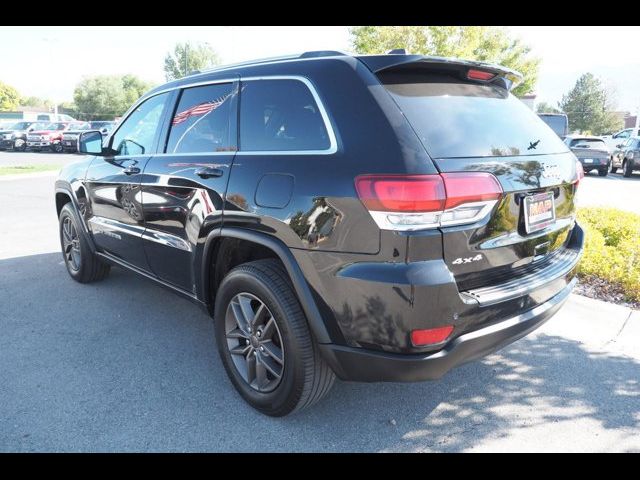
(26, 121, 90, 153)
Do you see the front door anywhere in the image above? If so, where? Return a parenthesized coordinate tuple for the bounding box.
(85, 92, 171, 270)
(141, 80, 238, 292)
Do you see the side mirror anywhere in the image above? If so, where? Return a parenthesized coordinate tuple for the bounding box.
(617, 144, 624, 148)
(79, 130, 105, 155)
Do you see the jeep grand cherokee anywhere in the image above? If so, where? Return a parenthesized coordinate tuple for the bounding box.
(55, 51, 584, 416)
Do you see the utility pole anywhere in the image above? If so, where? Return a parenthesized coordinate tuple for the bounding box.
(184, 43, 188, 77)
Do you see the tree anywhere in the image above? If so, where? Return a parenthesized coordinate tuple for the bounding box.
(164, 42, 220, 82)
(0, 81, 21, 111)
(20, 96, 53, 109)
(350, 26, 540, 96)
(73, 75, 155, 120)
(559, 73, 623, 135)
(536, 101, 561, 114)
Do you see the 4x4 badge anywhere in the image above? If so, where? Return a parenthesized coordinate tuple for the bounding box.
(452, 254, 484, 265)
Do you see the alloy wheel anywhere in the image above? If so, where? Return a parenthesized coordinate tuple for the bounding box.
(225, 292, 285, 393)
(62, 216, 81, 272)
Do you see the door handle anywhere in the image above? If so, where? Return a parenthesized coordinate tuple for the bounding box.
(195, 167, 224, 179)
(123, 166, 141, 175)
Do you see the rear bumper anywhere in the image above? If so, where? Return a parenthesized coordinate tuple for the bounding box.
(578, 158, 609, 168)
(320, 276, 575, 382)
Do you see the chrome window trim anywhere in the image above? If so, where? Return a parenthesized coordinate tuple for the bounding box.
(236, 75, 337, 156)
(144, 77, 238, 100)
(118, 76, 338, 157)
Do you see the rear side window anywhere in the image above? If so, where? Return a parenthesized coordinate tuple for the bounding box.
(239, 79, 330, 152)
(166, 83, 235, 154)
(380, 71, 569, 159)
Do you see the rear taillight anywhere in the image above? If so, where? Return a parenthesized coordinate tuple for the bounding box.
(411, 325, 454, 346)
(354, 175, 445, 212)
(355, 172, 503, 231)
(575, 158, 584, 185)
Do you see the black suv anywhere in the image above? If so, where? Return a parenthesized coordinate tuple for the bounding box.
(55, 51, 584, 416)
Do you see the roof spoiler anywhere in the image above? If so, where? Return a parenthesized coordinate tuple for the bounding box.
(358, 54, 523, 91)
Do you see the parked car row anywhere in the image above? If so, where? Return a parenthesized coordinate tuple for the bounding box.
(563, 133, 640, 179)
(535, 110, 640, 179)
(0, 120, 115, 152)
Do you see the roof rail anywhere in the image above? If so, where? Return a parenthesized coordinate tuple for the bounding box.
(188, 51, 349, 77)
(194, 53, 302, 75)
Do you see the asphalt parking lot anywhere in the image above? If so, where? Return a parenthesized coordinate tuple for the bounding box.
(1, 153, 639, 452)
(577, 169, 640, 214)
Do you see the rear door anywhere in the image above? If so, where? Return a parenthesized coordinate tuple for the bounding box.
(140, 79, 238, 292)
(379, 68, 579, 288)
(85, 92, 171, 270)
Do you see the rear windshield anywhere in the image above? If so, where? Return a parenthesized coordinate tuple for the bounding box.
(570, 138, 606, 148)
(539, 115, 568, 136)
(380, 72, 569, 159)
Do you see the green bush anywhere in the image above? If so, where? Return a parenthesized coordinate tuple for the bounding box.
(577, 207, 640, 301)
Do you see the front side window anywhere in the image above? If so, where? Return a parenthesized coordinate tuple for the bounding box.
(166, 83, 235, 154)
(111, 93, 169, 156)
(239, 79, 330, 152)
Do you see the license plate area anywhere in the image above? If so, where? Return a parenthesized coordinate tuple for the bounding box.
(523, 191, 556, 234)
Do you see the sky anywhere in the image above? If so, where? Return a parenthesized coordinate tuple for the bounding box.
(1, 26, 638, 113)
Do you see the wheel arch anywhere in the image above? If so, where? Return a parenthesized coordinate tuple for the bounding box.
(198, 227, 333, 344)
(55, 184, 96, 254)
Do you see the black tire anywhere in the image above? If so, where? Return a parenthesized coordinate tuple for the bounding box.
(14, 140, 26, 152)
(51, 142, 63, 153)
(59, 203, 110, 283)
(623, 160, 633, 178)
(598, 168, 608, 177)
(214, 258, 335, 416)
(610, 163, 618, 174)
